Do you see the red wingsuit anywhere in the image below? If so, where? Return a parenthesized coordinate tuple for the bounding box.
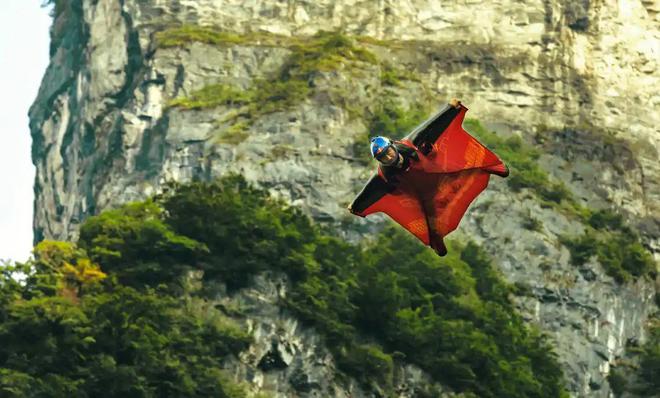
(349, 102, 508, 256)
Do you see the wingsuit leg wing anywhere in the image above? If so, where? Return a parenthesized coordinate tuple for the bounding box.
(415, 169, 491, 255)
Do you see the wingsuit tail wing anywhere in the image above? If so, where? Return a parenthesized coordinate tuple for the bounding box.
(424, 170, 491, 237)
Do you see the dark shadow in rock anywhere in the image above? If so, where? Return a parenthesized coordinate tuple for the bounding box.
(257, 342, 288, 372)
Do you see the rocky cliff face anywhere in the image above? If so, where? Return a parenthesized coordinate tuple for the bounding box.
(30, 0, 658, 396)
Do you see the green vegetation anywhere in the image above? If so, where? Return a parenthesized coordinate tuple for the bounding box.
(168, 31, 375, 116)
(168, 84, 252, 110)
(249, 79, 310, 115)
(464, 120, 656, 283)
(512, 281, 535, 297)
(155, 25, 258, 48)
(638, 316, 660, 395)
(379, 64, 421, 87)
(368, 100, 429, 138)
(2, 177, 568, 396)
(0, 238, 251, 397)
(78, 200, 208, 289)
(168, 79, 310, 116)
(559, 208, 655, 283)
(157, 26, 376, 69)
(216, 121, 250, 145)
(281, 31, 376, 77)
(75, 176, 566, 396)
(560, 230, 654, 283)
(153, 176, 318, 290)
(167, 31, 382, 144)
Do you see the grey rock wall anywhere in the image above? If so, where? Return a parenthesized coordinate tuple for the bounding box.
(217, 272, 452, 398)
(29, 0, 659, 396)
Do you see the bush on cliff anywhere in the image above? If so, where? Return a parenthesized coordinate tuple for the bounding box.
(464, 120, 656, 284)
(1, 176, 568, 397)
(0, 241, 251, 397)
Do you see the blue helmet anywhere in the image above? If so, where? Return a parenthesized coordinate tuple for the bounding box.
(370, 136, 392, 159)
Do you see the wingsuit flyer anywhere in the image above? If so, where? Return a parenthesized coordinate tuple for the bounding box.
(1, 2, 657, 398)
(349, 99, 509, 256)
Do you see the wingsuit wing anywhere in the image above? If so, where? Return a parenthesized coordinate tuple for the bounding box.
(349, 102, 508, 255)
(404, 103, 509, 176)
(350, 174, 431, 245)
(404, 103, 461, 149)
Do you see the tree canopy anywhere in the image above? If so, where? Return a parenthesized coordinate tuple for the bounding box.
(1, 176, 569, 397)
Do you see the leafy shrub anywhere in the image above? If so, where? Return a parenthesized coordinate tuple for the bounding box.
(78, 201, 208, 288)
(379, 64, 421, 87)
(156, 176, 318, 289)
(588, 209, 624, 231)
(281, 31, 376, 79)
(5, 177, 568, 396)
(368, 99, 429, 138)
(561, 227, 655, 283)
(0, 264, 250, 397)
(560, 232, 599, 267)
(250, 79, 310, 115)
(336, 344, 394, 388)
(216, 121, 250, 145)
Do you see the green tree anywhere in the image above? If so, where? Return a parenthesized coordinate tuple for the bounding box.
(78, 201, 207, 289)
(0, 271, 250, 397)
(1, 176, 569, 397)
(157, 177, 318, 289)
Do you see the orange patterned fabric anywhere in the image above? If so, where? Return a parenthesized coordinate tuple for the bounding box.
(412, 106, 503, 173)
(357, 106, 506, 255)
